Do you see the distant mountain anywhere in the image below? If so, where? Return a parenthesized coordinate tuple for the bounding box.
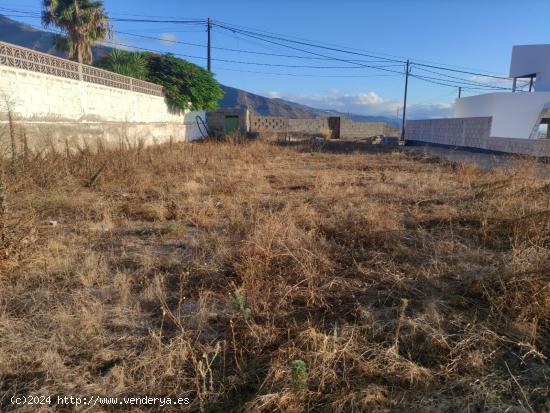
(219, 85, 399, 126)
(0, 14, 398, 127)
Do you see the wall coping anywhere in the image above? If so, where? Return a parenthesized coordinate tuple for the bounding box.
(0, 40, 163, 97)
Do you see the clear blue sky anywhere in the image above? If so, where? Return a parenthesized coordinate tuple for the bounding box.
(3, 0, 550, 118)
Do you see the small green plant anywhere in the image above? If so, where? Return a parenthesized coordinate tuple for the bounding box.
(230, 288, 252, 320)
(290, 359, 308, 393)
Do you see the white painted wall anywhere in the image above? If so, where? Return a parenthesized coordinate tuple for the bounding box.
(455, 92, 550, 139)
(182, 111, 207, 140)
(510, 44, 550, 91)
(0, 65, 206, 144)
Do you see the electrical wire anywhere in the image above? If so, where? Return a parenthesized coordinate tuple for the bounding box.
(118, 29, 401, 63)
(0, 6, 521, 93)
(214, 67, 403, 78)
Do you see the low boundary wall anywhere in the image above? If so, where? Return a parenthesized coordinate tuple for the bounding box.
(249, 115, 399, 139)
(340, 119, 399, 139)
(250, 116, 328, 135)
(0, 41, 203, 150)
(406, 117, 550, 157)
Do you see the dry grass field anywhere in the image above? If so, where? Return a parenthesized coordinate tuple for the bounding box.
(0, 139, 549, 412)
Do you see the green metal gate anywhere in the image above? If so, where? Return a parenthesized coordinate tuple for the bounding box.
(224, 116, 239, 134)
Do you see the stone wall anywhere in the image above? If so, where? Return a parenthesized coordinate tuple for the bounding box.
(406, 117, 550, 156)
(0, 64, 204, 151)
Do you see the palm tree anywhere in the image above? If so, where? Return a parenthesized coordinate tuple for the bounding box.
(42, 0, 110, 64)
(95, 49, 148, 79)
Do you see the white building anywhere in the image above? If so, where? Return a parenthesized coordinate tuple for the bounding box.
(455, 44, 550, 140)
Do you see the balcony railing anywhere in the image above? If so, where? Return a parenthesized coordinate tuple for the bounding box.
(0, 40, 164, 97)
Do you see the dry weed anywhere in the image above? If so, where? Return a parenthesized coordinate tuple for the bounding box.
(0, 139, 549, 412)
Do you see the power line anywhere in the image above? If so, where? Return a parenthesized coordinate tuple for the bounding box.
(0, 5, 206, 24)
(2, 6, 514, 83)
(410, 73, 505, 91)
(214, 66, 403, 78)
(1, 6, 518, 93)
(115, 30, 404, 65)
(7, 16, 511, 92)
(412, 62, 510, 81)
(214, 22, 405, 64)
(2, 5, 513, 80)
(214, 23, 407, 75)
(0, 5, 505, 76)
(95, 40, 403, 78)
(16, 21, 404, 71)
(211, 19, 510, 77)
(213, 20, 512, 81)
(215, 22, 513, 93)
(412, 66, 511, 90)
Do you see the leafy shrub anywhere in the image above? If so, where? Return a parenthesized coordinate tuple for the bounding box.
(145, 53, 223, 111)
(95, 50, 223, 111)
(95, 49, 147, 79)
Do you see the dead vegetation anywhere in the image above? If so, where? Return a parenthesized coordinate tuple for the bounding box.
(0, 138, 549, 412)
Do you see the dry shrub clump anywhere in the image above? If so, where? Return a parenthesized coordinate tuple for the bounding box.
(0, 138, 549, 412)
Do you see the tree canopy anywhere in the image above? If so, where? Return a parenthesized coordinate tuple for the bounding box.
(42, 0, 110, 64)
(96, 51, 224, 111)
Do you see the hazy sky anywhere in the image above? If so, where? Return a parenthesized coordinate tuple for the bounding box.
(3, 0, 549, 118)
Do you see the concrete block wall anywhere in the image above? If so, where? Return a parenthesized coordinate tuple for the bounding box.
(406, 117, 492, 147)
(287, 118, 329, 134)
(0, 65, 204, 150)
(406, 116, 550, 156)
(249, 116, 328, 134)
(340, 119, 399, 139)
(249, 115, 397, 138)
(250, 116, 289, 132)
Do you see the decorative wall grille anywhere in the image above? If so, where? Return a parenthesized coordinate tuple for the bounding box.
(0, 40, 164, 97)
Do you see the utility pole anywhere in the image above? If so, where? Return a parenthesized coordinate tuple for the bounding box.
(207, 18, 212, 72)
(400, 59, 410, 144)
(458, 87, 462, 99)
(529, 76, 534, 92)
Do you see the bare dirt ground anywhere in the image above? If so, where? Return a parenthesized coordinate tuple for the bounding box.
(1, 139, 549, 412)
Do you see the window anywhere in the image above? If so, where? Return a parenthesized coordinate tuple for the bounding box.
(537, 119, 550, 139)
